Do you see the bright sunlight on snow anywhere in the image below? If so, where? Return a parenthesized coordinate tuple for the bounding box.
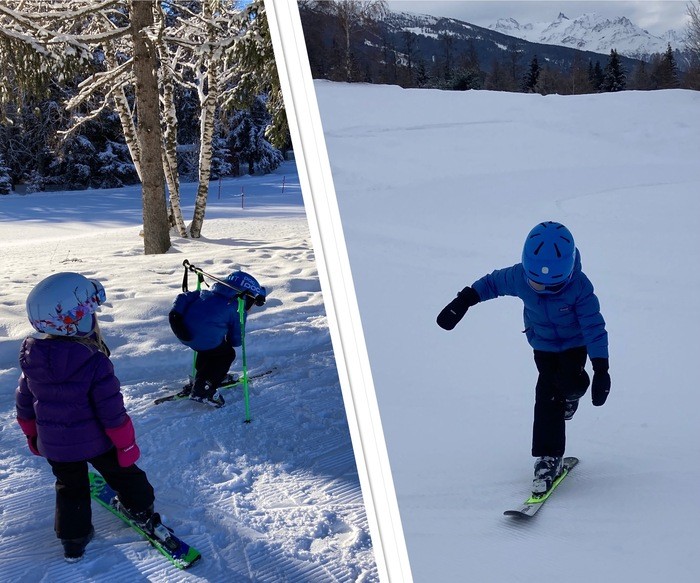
(0, 161, 378, 582)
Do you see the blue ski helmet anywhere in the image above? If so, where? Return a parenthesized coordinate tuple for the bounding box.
(212, 271, 267, 306)
(522, 222, 576, 288)
(26, 272, 106, 336)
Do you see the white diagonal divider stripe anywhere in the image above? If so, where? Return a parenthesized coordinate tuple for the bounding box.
(264, 2, 413, 582)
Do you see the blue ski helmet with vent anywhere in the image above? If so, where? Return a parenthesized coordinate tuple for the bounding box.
(522, 222, 576, 289)
(26, 272, 106, 336)
(212, 271, 267, 307)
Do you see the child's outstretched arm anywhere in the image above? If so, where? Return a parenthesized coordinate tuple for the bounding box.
(437, 286, 480, 330)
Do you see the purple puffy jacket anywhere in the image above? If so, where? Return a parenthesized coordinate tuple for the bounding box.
(15, 336, 128, 462)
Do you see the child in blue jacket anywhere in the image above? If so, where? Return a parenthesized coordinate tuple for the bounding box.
(437, 221, 610, 495)
(169, 271, 266, 408)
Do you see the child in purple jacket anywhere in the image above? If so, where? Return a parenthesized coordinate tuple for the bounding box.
(16, 272, 158, 562)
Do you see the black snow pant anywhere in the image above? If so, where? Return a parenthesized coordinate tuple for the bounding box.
(48, 447, 154, 540)
(531, 346, 590, 458)
(194, 341, 236, 391)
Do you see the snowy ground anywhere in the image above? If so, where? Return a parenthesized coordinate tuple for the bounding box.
(0, 161, 378, 582)
(314, 82, 700, 582)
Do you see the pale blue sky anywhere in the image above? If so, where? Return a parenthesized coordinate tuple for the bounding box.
(387, 1, 691, 35)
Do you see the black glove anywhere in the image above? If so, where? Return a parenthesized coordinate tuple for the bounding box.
(591, 357, 611, 406)
(437, 286, 480, 330)
(169, 310, 192, 341)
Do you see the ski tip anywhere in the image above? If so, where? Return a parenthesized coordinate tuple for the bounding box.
(503, 506, 539, 518)
(563, 456, 579, 468)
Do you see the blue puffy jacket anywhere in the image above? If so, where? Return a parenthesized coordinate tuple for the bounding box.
(171, 284, 245, 352)
(471, 250, 608, 359)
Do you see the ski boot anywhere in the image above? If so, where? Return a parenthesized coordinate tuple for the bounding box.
(181, 373, 237, 396)
(113, 500, 178, 551)
(532, 456, 563, 496)
(189, 379, 225, 408)
(62, 525, 95, 563)
(564, 398, 579, 421)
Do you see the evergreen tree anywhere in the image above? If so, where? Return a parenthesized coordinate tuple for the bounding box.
(0, 154, 11, 194)
(485, 59, 506, 91)
(589, 60, 605, 92)
(228, 96, 283, 176)
(440, 32, 454, 81)
(687, 1, 700, 63)
(415, 59, 430, 87)
(629, 60, 653, 90)
(601, 49, 626, 92)
(209, 118, 232, 180)
(651, 44, 680, 89)
(401, 31, 418, 87)
(523, 55, 541, 92)
(452, 69, 483, 91)
(570, 54, 592, 94)
(97, 141, 140, 189)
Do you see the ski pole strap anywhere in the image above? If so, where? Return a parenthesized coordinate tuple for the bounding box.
(182, 264, 189, 292)
(182, 260, 207, 292)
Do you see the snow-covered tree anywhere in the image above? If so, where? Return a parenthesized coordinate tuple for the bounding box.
(523, 55, 541, 92)
(601, 49, 626, 92)
(0, 154, 11, 194)
(0, 0, 172, 253)
(223, 1, 289, 150)
(1, 1, 287, 242)
(310, 0, 388, 82)
(589, 60, 605, 92)
(688, 1, 700, 61)
(651, 44, 680, 89)
(228, 97, 283, 176)
(161, 1, 248, 238)
(153, 0, 287, 237)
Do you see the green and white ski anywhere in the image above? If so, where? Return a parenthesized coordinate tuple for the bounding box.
(504, 456, 579, 517)
(89, 472, 201, 569)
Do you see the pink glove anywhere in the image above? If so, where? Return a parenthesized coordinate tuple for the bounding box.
(17, 417, 41, 456)
(104, 416, 141, 467)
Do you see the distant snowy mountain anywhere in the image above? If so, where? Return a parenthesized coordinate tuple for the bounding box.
(488, 12, 682, 60)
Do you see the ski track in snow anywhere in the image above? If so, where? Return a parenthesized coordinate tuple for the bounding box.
(0, 162, 378, 582)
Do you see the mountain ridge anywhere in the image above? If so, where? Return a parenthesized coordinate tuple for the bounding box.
(487, 11, 686, 61)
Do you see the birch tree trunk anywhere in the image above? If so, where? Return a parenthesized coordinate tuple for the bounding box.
(131, 0, 171, 254)
(154, 3, 187, 237)
(189, 2, 217, 239)
(113, 85, 142, 182)
(188, 67, 217, 239)
(160, 76, 188, 237)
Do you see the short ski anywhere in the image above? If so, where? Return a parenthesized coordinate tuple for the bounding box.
(504, 456, 579, 517)
(88, 472, 201, 569)
(153, 368, 275, 405)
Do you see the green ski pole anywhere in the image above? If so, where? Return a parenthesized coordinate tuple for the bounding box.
(238, 296, 251, 423)
(190, 274, 204, 383)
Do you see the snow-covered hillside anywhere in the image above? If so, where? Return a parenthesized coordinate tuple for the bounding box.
(314, 81, 700, 582)
(489, 12, 682, 59)
(0, 161, 379, 582)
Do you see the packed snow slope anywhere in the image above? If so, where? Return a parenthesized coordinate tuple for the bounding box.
(314, 81, 700, 583)
(0, 161, 378, 583)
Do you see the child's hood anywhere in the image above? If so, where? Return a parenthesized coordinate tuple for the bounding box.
(20, 336, 100, 383)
